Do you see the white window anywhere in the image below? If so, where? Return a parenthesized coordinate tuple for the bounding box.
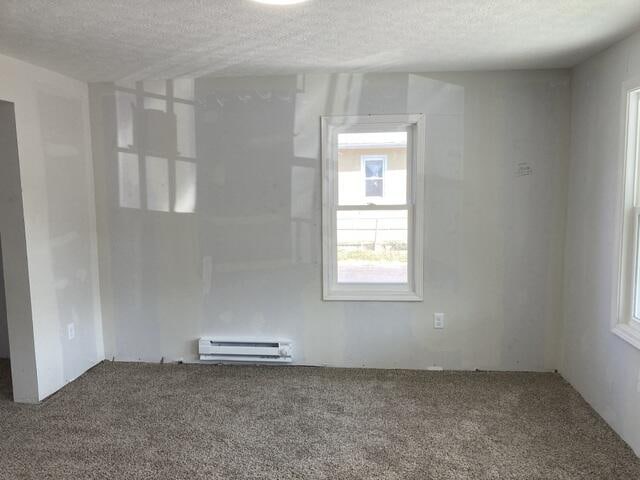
(615, 85, 640, 349)
(321, 114, 425, 301)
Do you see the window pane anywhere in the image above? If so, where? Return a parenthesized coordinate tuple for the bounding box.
(337, 210, 408, 284)
(365, 179, 383, 197)
(365, 158, 384, 178)
(338, 131, 407, 206)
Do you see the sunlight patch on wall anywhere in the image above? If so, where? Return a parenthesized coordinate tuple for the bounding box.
(115, 91, 135, 149)
(175, 160, 197, 213)
(114, 79, 197, 213)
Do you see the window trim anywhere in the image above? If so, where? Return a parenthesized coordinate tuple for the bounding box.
(321, 114, 425, 302)
(613, 81, 640, 350)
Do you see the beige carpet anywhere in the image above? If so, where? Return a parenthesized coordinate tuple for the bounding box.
(0, 359, 639, 479)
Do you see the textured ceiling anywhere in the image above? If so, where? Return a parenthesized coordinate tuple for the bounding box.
(1, 0, 640, 82)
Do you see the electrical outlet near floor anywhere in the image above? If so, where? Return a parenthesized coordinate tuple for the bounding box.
(434, 312, 445, 329)
(67, 323, 75, 340)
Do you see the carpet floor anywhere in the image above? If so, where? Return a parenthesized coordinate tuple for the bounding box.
(0, 360, 639, 479)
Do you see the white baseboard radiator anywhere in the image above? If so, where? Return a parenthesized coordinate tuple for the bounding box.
(198, 338, 292, 363)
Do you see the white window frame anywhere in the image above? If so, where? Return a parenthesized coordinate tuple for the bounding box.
(362, 154, 387, 199)
(613, 82, 640, 349)
(321, 114, 425, 301)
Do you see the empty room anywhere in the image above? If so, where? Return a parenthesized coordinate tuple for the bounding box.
(2, 1, 640, 478)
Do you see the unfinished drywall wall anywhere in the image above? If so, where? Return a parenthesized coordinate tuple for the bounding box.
(90, 71, 570, 371)
(562, 30, 640, 455)
(0, 53, 104, 401)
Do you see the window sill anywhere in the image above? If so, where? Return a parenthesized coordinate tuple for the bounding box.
(323, 291, 423, 302)
(612, 322, 640, 351)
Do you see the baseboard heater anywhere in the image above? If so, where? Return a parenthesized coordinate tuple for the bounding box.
(198, 338, 292, 363)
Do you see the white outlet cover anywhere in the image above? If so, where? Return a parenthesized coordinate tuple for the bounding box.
(434, 313, 445, 329)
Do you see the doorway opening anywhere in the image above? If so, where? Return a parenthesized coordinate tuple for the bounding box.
(0, 237, 10, 400)
(0, 99, 39, 403)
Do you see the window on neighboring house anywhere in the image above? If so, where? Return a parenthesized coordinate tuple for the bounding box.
(363, 155, 386, 197)
(321, 114, 425, 301)
(615, 85, 640, 349)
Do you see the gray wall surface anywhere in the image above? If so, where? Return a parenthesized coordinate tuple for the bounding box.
(91, 71, 571, 372)
(562, 30, 640, 455)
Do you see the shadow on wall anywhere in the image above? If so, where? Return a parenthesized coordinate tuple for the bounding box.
(0, 238, 9, 359)
(95, 73, 474, 366)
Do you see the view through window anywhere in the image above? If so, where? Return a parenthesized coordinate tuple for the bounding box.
(337, 132, 408, 284)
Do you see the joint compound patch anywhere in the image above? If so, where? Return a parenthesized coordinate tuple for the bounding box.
(515, 162, 533, 177)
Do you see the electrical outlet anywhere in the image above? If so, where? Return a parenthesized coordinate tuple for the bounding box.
(433, 312, 445, 329)
(67, 323, 75, 340)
